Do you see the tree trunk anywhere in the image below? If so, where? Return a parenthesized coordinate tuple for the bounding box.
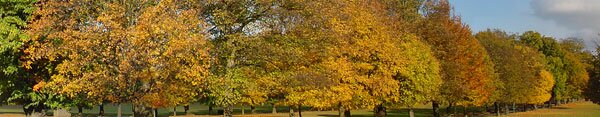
(152, 108, 158, 117)
(432, 101, 440, 117)
(117, 104, 121, 117)
(289, 107, 295, 117)
(23, 106, 33, 117)
(338, 103, 345, 117)
(242, 106, 245, 115)
(511, 102, 516, 113)
(100, 103, 105, 117)
(29, 105, 45, 117)
(208, 106, 213, 115)
(298, 105, 302, 117)
(174, 107, 177, 116)
(494, 102, 500, 116)
(504, 103, 509, 115)
(54, 108, 71, 117)
(462, 106, 467, 117)
(184, 105, 190, 115)
(251, 106, 256, 114)
(446, 103, 454, 115)
(409, 107, 415, 117)
(76, 106, 83, 117)
(374, 104, 386, 117)
(272, 103, 277, 114)
(133, 105, 152, 117)
(223, 105, 233, 117)
(344, 110, 351, 117)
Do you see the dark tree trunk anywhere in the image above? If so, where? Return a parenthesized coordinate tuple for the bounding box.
(23, 106, 33, 117)
(494, 102, 500, 116)
(432, 101, 440, 117)
(184, 105, 190, 115)
(446, 103, 454, 114)
(462, 106, 467, 117)
(374, 104, 386, 117)
(208, 106, 213, 115)
(343, 110, 351, 117)
(78, 106, 83, 117)
(29, 105, 46, 117)
(100, 103, 105, 117)
(298, 105, 302, 117)
(251, 106, 256, 114)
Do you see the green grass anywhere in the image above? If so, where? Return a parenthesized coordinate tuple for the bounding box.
(0, 103, 437, 117)
(499, 101, 600, 117)
(4, 102, 598, 117)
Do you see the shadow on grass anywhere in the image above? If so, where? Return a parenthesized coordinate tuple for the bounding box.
(0, 112, 24, 114)
(317, 108, 434, 117)
(549, 107, 571, 109)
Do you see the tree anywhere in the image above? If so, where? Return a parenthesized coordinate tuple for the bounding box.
(560, 38, 591, 99)
(418, 1, 498, 115)
(268, 1, 442, 117)
(476, 30, 554, 115)
(519, 31, 569, 104)
(27, 0, 210, 116)
(1, 0, 37, 105)
(585, 45, 600, 104)
(0, 0, 74, 116)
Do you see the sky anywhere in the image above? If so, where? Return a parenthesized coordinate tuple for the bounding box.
(450, 0, 600, 50)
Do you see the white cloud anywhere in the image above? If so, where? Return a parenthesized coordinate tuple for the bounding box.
(531, 0, 600, 30)
(531, 0, 600, 50)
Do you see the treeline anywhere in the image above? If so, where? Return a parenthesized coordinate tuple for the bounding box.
(0, 0, 597, 117)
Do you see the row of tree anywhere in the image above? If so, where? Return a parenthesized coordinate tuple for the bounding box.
(0, 0, 596, 117)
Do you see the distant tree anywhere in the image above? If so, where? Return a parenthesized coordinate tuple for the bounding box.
(519, 31, 569, 103)
(560, 38, 591, 99)
(418, 1, 499, 115)
(476, 30, 554, 114)
(585, 45, 600, 104)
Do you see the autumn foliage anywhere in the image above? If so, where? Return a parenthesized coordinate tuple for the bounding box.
(0, 0, 595, 117)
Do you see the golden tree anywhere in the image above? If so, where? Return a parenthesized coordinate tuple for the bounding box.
(26, 0, 210, 116)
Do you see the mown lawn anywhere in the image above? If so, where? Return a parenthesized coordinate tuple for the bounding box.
(5, 102, 599, 117)
(501, 101, 600, 117)
(0, 103, 435, 117)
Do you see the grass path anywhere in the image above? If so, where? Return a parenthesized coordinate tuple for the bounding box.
(499, 101, 600, 117)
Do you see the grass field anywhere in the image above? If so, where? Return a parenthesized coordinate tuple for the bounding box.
(502, 101, 600, 117)
(0, 103, 434, 117)
(2, 102, 599, 117)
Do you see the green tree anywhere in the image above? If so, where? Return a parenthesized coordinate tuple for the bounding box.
(585, 45, 600, 104)
(560, 38, 591, 99)
(476, 30, 554, 115)
(0, 0, 74, 116)
(519, 31, 568, 104)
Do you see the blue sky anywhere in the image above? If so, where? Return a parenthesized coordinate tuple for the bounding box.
(449, 0, 573, 38)
(450, 0, 600, 50)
